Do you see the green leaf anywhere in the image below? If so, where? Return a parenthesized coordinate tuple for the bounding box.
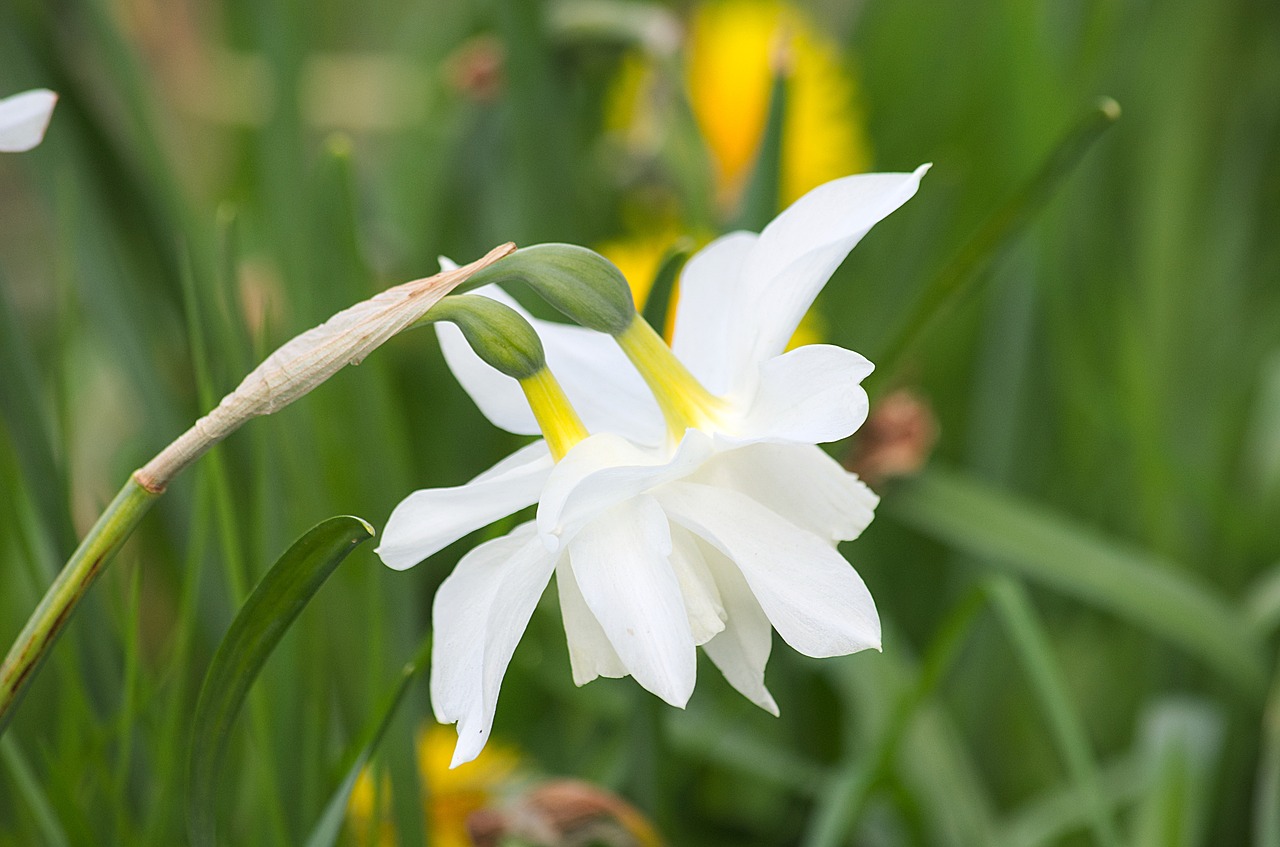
(1129, 701, 1224, 847)
(303, 635, 431, 847)
(872, 98, 1121, 381)
(1257, 661, 1280, 847)
(187, 515, 375, 847)
(995, 755, 1144, 847)
(639, 239, 694, 336)
(985, 576, 1119, 847)
(0, 735, 71, 847)
(886, 469, 1268, 697)
(731, 62, 787, 232)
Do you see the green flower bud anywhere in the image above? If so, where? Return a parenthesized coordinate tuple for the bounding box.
(424, 295, 546, 380)
(455, 244, 636, 336)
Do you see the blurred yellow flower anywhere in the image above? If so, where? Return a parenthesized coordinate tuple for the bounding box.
(346, 724, 520, 847)
(686, 0, 871, 206)
(601, 0, 863, 347)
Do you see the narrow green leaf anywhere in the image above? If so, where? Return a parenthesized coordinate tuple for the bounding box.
(886, 468, 1268, 696)
(995, 755, 1145, 847)
(872, 98, 1121, 380)
(731, 62, 787, 232)
(639, 239, 694, 335)
(1257, 658, 1280, 847)
(1129, 701, 1223, 847)
(803, 594, 985, 847)
(0, 735, 71, 847)
(304, 635, 431, 847)
(187, 515, 375, 847)
(0, 269, 74, 560)
(985, 576, 1119, 847)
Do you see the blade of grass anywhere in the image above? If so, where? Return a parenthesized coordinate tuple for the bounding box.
(803, 591, 986, 847)
(731, 59, 787, 232)
(186, 515, 375, 847)
(872, 98, 1121, 383)
(886, 468, 1268, 697)
(639, 239, 693, 337)
(984, 576, 1119, 847)
(304, 634, 432, 847)
(1129, 701, 1224, 847)
(0, 270, 74, 560)
(1256, 654, 1280, 847)
(995, 754, 1145, 847)
(112, 561, 146, 843)
(0, 735, 71, 847)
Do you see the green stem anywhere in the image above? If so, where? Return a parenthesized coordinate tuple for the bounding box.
(0, 476, 160, 735)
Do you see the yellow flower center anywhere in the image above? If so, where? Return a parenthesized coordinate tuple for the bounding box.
(519, 367, 589, 460)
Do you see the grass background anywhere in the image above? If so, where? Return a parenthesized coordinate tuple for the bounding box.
(1, 0, 1278, 844)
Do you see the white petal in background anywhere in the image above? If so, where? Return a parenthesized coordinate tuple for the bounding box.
(567, 495, 697, 707)
(730, 344, 874, 445)
(429, 523, 558, 766)
(658, 481, 880, 658)
(376, 441, 552, 570)
(0, 89, 57, 153)
(691, 442, 878, 543)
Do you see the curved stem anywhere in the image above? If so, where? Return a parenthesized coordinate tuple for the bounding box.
(0, 476, 160, 735)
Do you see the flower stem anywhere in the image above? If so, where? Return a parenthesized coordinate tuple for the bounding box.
(0, 476, 160, 735)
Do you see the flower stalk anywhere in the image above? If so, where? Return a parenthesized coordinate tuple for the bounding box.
(0, 243, 515, 735)
(615, 314, 725, 438)
(0, 478, 158, 734)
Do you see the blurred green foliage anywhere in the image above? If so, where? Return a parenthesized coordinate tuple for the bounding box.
(0, 0, 1278, 844)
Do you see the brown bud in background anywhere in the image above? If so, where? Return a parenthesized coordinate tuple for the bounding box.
(845, 388, 939, 486)
(447, 35, 505, 102)
(468, 778, 664, 847)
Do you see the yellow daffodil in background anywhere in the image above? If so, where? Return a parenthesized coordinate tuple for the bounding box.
(600, 0, 868, 346)
(685, 0, 871, 208)
(347, 725, 520, 847)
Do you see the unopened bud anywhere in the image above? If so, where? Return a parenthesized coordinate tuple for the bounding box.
(425, 294, 546, 380)
(459, 244, 636, 336)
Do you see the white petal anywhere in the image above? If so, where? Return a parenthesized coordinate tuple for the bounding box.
(698, 541, 779, 715)
(0, 89, 57, 153)
(555, 557, 629, 685)
(734, 167, 930, 375)
(726, 344, 874, 446)
(438, 286, 665, 443)
(657, 482, 880, 658)
(670, 231, 760, 396)
(376, 441, 552, 570)
(567, 495, 696, 706)
(668, 525, 726, 645)
(692, 443, 878, 543)
(429, 523, 557, 766)
(537, 430, 716, 548)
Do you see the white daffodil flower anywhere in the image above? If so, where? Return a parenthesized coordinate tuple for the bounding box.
(0, 89, 57, 152)
(379, 166, 928, 766)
